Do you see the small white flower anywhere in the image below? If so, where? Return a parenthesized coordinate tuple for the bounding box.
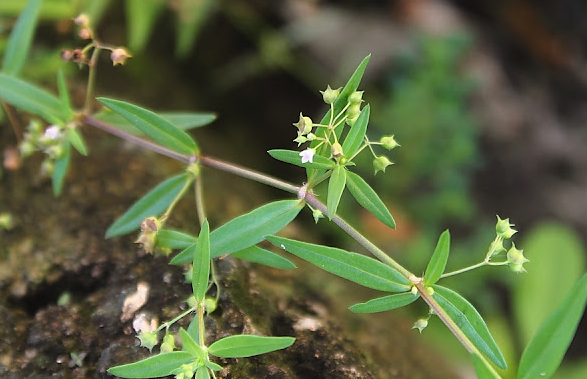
(44, 125, 62, 140)
(299, 148, 315, 164)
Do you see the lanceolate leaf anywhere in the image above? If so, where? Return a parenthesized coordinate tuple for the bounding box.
(68, 128, 88, 156)
(56, 70, 73, 120)
(327, 165, 346, 219)
(517, 273, 587, 379)
(2, 0, 42, 76)
(52, 141, 71, 196)
(107, 351, 194, 378)
(341, 104, 369, 158)
(267, 236, 411, 292)
(432, 285, 507, 370)
(125, 0, 166, 52)
(179, 328, 206, 359)
(170, 200, 304, 264)
(0, 73, 66, 122)
(106, 173, 192, 238)
(192, 220, 210, 301)
(97, 97, 199, 155)
(93, 110, 216, 134)
(471, 353, 503, 379)
(232, 245, 296, 269)
(346, 171, 395, 228)
(268, 149, 335, 170)
(424, 230, 451, 285)
(349, 292, 418, 314)
(208, 335, 295, 358)
(195, 368, 210, 379)
(157, 229, 197, 249)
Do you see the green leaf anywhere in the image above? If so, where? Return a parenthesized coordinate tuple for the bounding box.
(106, 173, 192, 238)
(513, 222, 586, 345)
(195, 368, 210, 379)
(308, 55, 370, 178)
(208, 335, 295, 358)
(327, 165, 346, 219)
(97, 97, 199, 155)
(126, 0, 166, 52)
(93, 110, 216, 135)
(341, 104, 369, 158)
(346, 171, 395, 228)
(68, 128, 88, 156)
(175, 0, 215, 57)
(170, 200, 303, 265)
(2, 0, 42, 76)
(0, 73, 66, 122)
(471, 353, 503, 379)
(107, 351, 194, 378)
(204, 360, 222, 371)
(268, 149, 335, 170)
(423, 230, 450, 285)
(267, 236, 411, 292)
(232, 245, 296, 269)
(349, 292, 418, 313)
(179, 328, 206, 359)
(192, 220, 210, 301)
(157, 229, 197, 249)
(517, 273, 587, 379)
(52, 141, 71, 196)
(56, 70, 73, 120)
(432, 285, 507, 370)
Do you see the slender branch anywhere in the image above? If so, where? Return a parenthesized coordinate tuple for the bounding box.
(84, 46, 102, 114)
(304, 191, 413, 279)
(441, 261, 488, 279)
(198, 155, 299, 194)
(82, 115, 193, 163)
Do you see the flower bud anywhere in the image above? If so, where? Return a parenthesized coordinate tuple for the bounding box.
(74, 14, 90, 27)
(294, 113, 313, 135)
(40, 159, 54, 176)
(488, 238, 505, 257)
(0, 213, 15, 230)
(19, 140, 36, 157)
(137, 331, 158, 352)
(380, 135, 400, 150)
(412, 318, 428, 333)
(507, 243, 529, 273)
(312, 208, 324, 224)
(346, 103, 361, 120)
(331, 142, 343, 158)
(204, 298, 217, 314)
(111, 47, 132, 66)
(135, 217, 162, 254)
(496, 216, 517, 239)
(306, 133, 317, 141)
(293, 135, 308, 146)
(160, 333, 176, 353)
(373, 156, 392, 175)
(348, 91, 364, 104)
(78, 27, 92, 40)
(320, 85, 341, 104)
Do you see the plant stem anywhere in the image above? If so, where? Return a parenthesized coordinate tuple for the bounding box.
(83, 46, 102, 114)
(304, 191, 413, 279)
(441, 261, 488, 279)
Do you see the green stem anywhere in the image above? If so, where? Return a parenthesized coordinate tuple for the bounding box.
(163, 176, 194, 221)
(159, 305, 197, 332)
(441, 261, 488, 279)
(304, 191, 413, 279)
(197, 304, 205, 347)
(83, 46, 101, 114)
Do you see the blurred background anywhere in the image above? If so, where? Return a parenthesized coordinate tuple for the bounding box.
(2, 0, 587, 377)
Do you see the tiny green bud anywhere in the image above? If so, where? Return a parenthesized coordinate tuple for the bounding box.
(496, 216, 517, 239)
(507, 243, 529, 273)
(160, 333, 176, 353)
(346, 103, 361, 119)
(204, 297, 217, 314)
(0, 212, 15, 230)
(46, 145, 64, 159)
(412, 318, 428, 333)
(186, 295, 197, 308)
(320, 85, 341, 104)
(426, 286, 434, 296)
(348, 91, 364, 104)
(380, 135, 400, 150)
(293, 134, 308, 146)
(137, 331, 158, 352)
(331, 142, 343, 158)
(28, 119, 43, 134)
(306, 133, 317, 141)
(40, 159, 54, 176)
(174, 363, 195, 379)
(19, 140, 36, 157)
(411, 286, 418, 295)
(489, 238, 505, 257)
(373, 156, 393, 175)
(312, 208, 324, 224)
